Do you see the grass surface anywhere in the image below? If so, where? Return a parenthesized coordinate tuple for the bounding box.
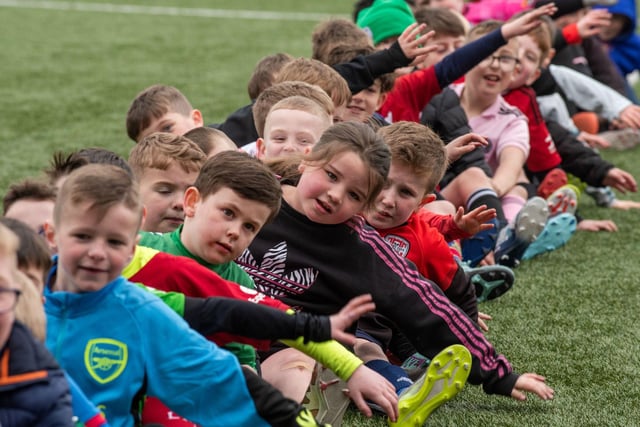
(1, 1, 640, 426)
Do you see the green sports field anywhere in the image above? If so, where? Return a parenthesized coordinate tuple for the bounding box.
(1, 1, 640, 426)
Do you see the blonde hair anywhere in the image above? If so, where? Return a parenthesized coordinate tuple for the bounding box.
(266, 96, 332, 130)
(14, 270, 46, 342)
(0, 223, 19, 271)
(128, 132, 206, 178)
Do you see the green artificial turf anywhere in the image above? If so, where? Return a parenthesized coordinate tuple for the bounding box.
(1, 1, 639, 426)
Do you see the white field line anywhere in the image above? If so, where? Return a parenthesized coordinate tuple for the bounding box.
(0, 0, 346, 21)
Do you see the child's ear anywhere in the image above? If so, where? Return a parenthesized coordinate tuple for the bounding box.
(256, 137, 266, 159)
(139, 207, 147, 233)
(418, 193, 437, 210)
(183, 187, 201, 218)
(190, 109, 204, 127)
(43, 221, 57, 254)
(542, 48, 555, 68)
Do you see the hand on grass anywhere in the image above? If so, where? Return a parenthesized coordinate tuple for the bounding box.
(345, 364, 399, 421)
(501, 3, 558, 40)
(478, 311, 492, 332)
(397, 23, 437, 68)
(446, 133, 488, 162)
(618, 105, 640, 129)
(329, 294, 375, 345)
(603, 167, 638, 194)
(511, 373, 554, 401)
(610, 199, 640, 210)
(577, 131, 611, 149)
(454, 205, 497, 236)
(577, 219, 618, 232)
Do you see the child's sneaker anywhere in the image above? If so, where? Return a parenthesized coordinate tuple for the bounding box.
(537, 168, 567, 199)
(522, 213, 577, 261)
(461, 217, 499, 267)
(464, 264, 515, 303)
(295, 408, 331, 427)
(585, 186, 616, 207)
(494, 197, 549, 268)
(304, 364, 349, 427)
(389, 344, 471, 427)
(547, 185, 578, 217)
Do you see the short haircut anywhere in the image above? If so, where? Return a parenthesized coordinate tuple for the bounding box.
(193, 150, 282, 224)
(183, 127, 237, 156)
(0, 217, 51, 289)
(413, 6, 467, 37)
(266, 96, 332, 130)
(54, 164, 143, 229)
(311, 18, 371, 63)
(45, 148, 133, 186)
(267, 121, 390, 209)
(126, 84, 193, 142)
(253, 81, 335, 138)
(274, 58, 351, 111)
(247, 53, 294, 100)
(468, 19, 502, 41)
(324, 44, 395, 94)
(128, 132, 206, 179)
(3, 179, 57, 215)
(377, 121, 447, 194)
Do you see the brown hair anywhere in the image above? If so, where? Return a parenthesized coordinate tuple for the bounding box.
(54, 164, 143, 230)
(183, 127, 237, 156)
(267, 121, 390, 209)
(467, 19, 502, 41)
(0, 217, 52, 289)
(312, 18, 371, 63)
(3, 180, 57, 215)
(324, 44, 395, 94)
(253, 81, 334, 138)
(44, 152, 89, 186)
(126, 85, 193, 142)
(194, 151, 282, 223)
(378, 121, 447, 194)
(510, 11, 552, 66)
(0, 223, 19, 275)
(275, 58, 351, 111)
(413, 6, 467, 37)
(247, 53, 294, 100)
(128, 132, 206, 179)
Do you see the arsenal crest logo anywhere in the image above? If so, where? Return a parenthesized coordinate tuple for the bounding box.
(84, 338, 128, 384)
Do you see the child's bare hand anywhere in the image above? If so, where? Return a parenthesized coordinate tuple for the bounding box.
(603, 167, 638, 193)
(329, 294, 375, 345)
(397, 23, 437, 66)
(501, 3, 558, 39)
(454, 205, 497, 235)
(576, 8, 612, 38)
(511, 373, 554, 401)
(577, 219, 618, 232)
(345, 365, 399, 421)
(611, 199, 640, 210)
(618, 105, 640, 129)
(446, 133, 488, 162)
(577, 131, 611, 149)
(478, 311, 492, 332)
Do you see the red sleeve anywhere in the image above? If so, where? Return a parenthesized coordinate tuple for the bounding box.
(379, 66, 441, 123)
(129, 252, 290, 350)
(562, 23, 582, 45)
(418, 209, 470, 242)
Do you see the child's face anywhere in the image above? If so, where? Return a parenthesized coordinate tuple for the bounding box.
(256, 109, 330, 160)
(138, 163, 199, 233)
(49, 202, 138, 293)
(508, 35, 543, 90)
(288, 150, 369, 224)
(182, 187, 272, 265)
(419, 34, 466, 69)
(4, 199, 54, 234)
(343, 82, 386, 123)
(137, 110, 203, 142)
(364, 161, 430, 230)
(427, 0, 465, 13)
(465, 39, 519, 100)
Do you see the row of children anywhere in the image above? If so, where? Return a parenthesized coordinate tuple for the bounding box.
(3, 0, 640, 426)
